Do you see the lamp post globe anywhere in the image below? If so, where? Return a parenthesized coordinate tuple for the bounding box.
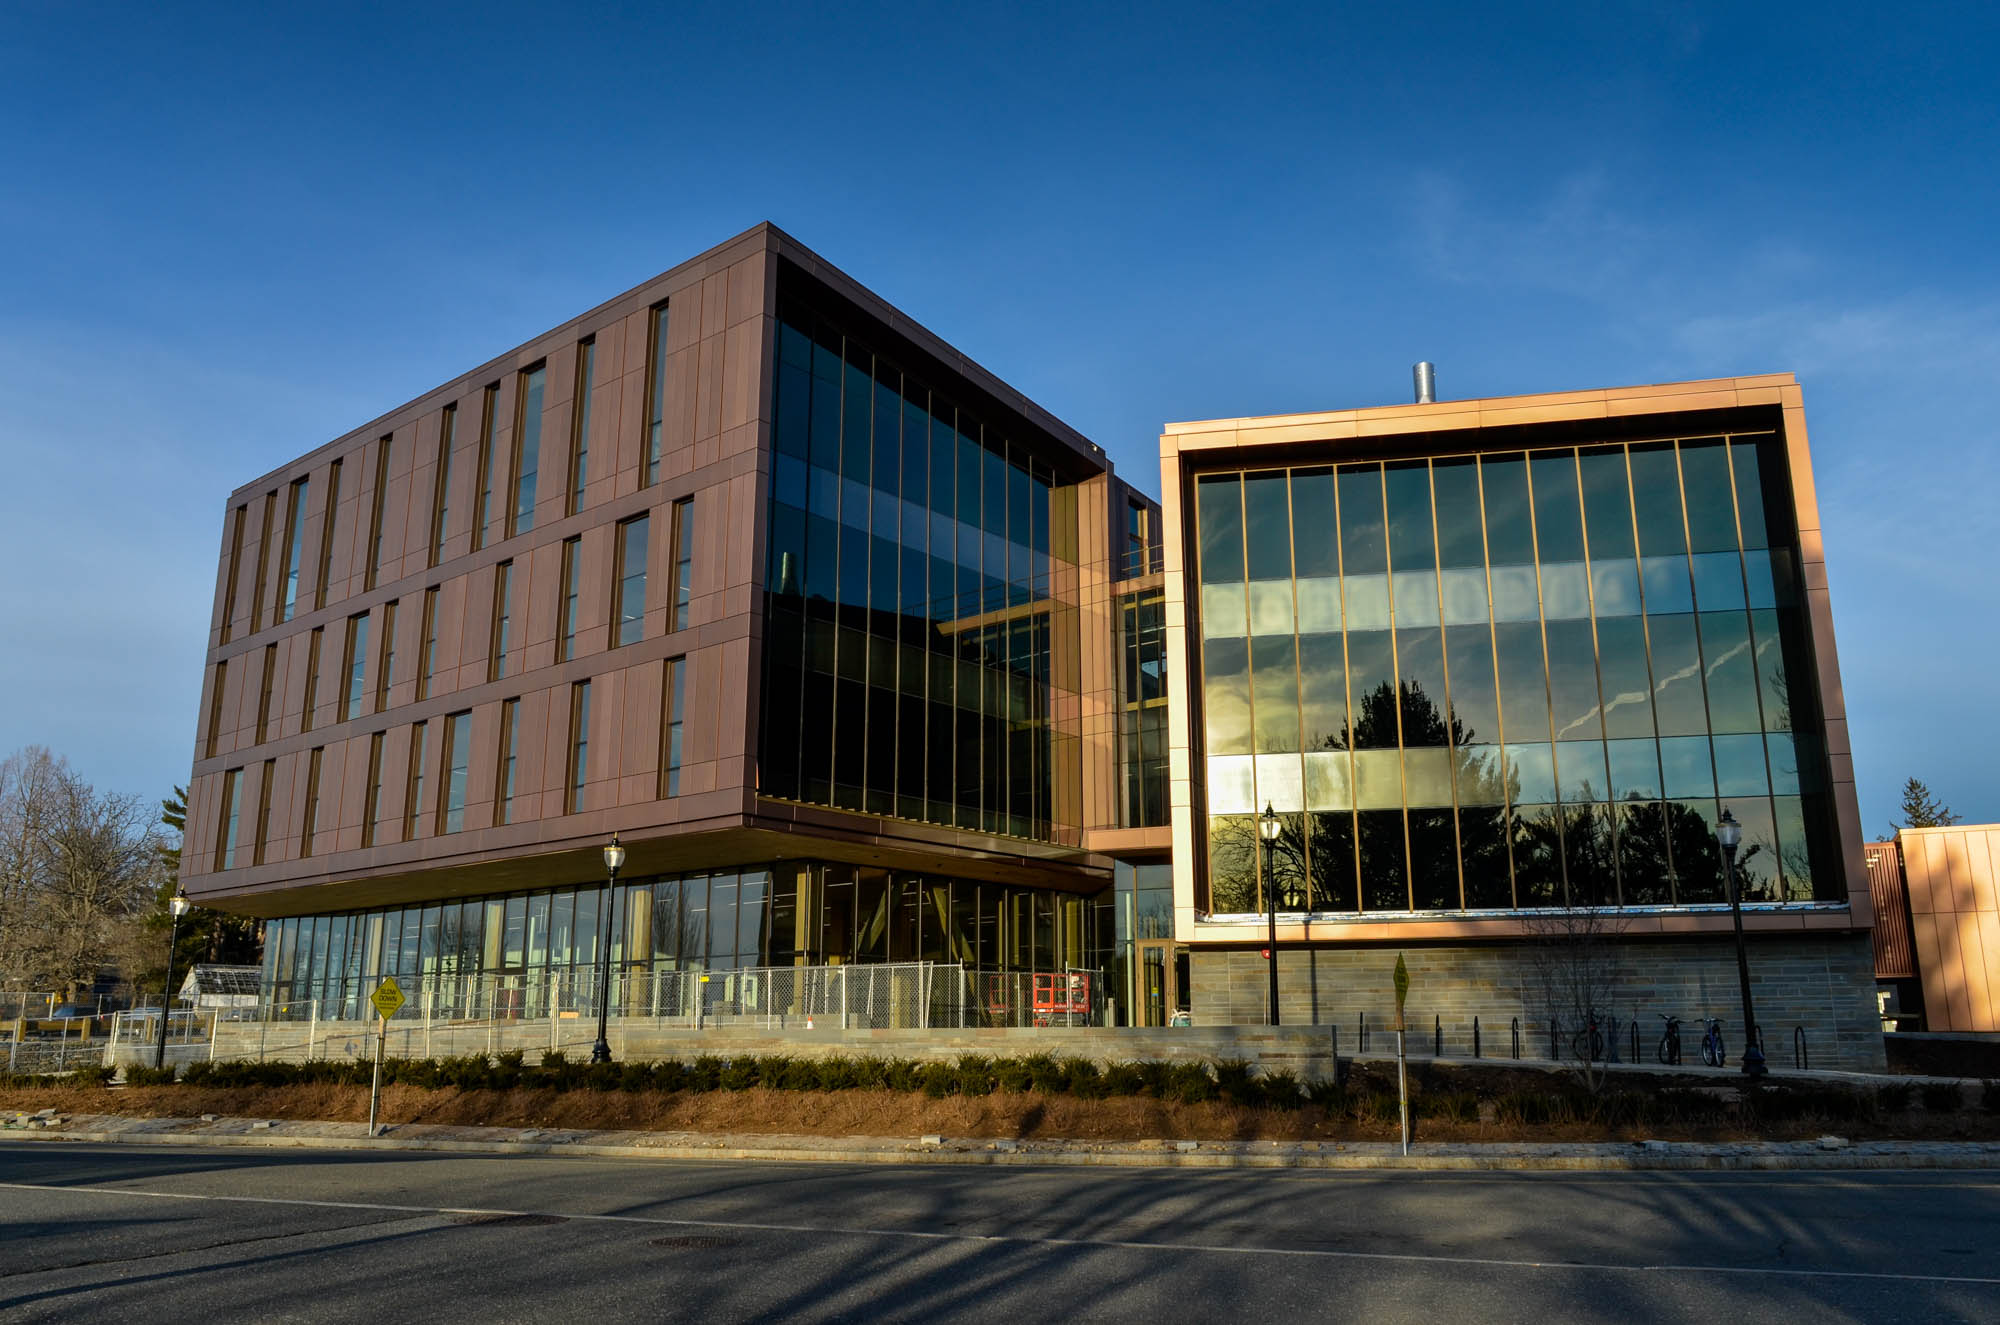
(591, 834, 623, 1065)
(1259, 803, 1282, 1027)
(156, 891, 192, 1071)
(1716, 808, 1767, 1079)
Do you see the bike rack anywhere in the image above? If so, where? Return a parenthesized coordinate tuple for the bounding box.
(1793, 1025, 1808, 1071)
(1510, 1016, 1521, 1059)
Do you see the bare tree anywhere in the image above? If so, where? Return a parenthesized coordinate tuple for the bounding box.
(1521, 904, 1630, 1094)
(0, 746, 163, 1000)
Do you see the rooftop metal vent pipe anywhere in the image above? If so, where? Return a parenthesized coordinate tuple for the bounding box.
(1413, 361, 1436, 404)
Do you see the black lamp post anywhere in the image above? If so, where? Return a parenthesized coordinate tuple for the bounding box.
(1716, 808, 1767, 1079)
(1259, 803, 1282, 1027)
(156, 891, 191, 1070)
(590, 834, 625, 1065)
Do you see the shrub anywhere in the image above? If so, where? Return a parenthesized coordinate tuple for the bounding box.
(993, 1057, 1033, 1094)
(538, 1051, 582, 1090)
(1163, 1061, 1216, 1105)
(1260, 1070, 1306, 1111)
(955, 1056, 997, 1097)
(1304, 1078, 1349, 1114)
(814, 1056, 864, 1091)
(1921, 1082, 1964, 1113)
(1063, 1059, 1106, 1100)
(918, 1062, 956, 1099)
(720, 1058, 758, 1091)
(1494, 1091, 1553, 1125)
(1098, 1061, 1146, 1098)
(68, 1064, 117, 1088)
(124, 1065, 178, 1087)
(1877, 1083, 1914, 1113)
(684, 1056, 726, 1092)
(1420, 1090, 1477, 1124)
(882, 1059, 921, 1093)
(1360, 1090, 1402, 1124)
(1023, 1054, 1066, 1095)
(1212, 1059, 1261, 1108)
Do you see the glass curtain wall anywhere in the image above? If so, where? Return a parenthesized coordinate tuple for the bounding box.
(761, 297, 1065, 840)
(1120, 589, 1168, 827)
(258, 866, 1113, 1010)
(1194, 433, 1835, 916)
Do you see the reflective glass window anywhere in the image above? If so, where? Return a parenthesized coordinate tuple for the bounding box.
(1488, 565, 1540, 622)
(1242, 472, 1292, 581)
(1289, 469, 1338, 577)
(1539, 562, 1590, 620)
(1197, 476, 1243, 583)
(1595, 616, 1654, 738)
(1480, 455, 1534, 564)
(1590, 560, 1641, 616)
(1578, 447, 1635, 560)
(1659, 735, 1715, 798)
(1250, 636, 1300, 753)
(1679, 440, 1738, 553)
(1504, 742, 1556, 804)
(1203, 636, 1252, 754)
(1342, 574, 1392, 631)
(1556, 739, 1608, 803)
(1629, 445, 1687, 556)
(1200, 582, 1246, 639)
(1699, 611, 1762, 732)
(1606, 737, 1662, 801)
(1345, 631, 1397, 749)
(1297, 634, 1347, 752)
(1295, 577, 1341, 633)
(1647, 614, 1708, 736)
(1431, 459, 1484, 568)
(1712, 732, 1771, 797)
(1337, 465, 1386, 573)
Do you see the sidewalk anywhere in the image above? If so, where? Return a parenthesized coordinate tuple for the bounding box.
(7, 1109, 2000, 1171)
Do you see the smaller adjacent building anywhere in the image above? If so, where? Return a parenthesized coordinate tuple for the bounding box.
(1866, 827, 2000, 1032)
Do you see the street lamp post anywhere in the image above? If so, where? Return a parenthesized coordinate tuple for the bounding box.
(156, 892, 191, 1070)
(1259, 803, 1282, 1027)
(590, 834, 625, 1065)
(1716, 808, 1767, 1079)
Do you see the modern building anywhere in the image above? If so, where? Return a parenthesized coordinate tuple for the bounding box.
(182, 223, 1883, 1066)
(182, 224, 1170, 1029)
(1865, 827, 2000, 1032)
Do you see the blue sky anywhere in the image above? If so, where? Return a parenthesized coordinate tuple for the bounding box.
(3, 2, 1996, 833)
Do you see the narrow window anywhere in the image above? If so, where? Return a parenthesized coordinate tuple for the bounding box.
(249, 491, 276, 633)
(669, 496, 694, 631)
(430, 406, 456, 567)
(417, 586, 439, 701)
(300, 746, 324, 858)
(440, 709, 471, 833)
(375, 599, 399, 712)
(510, 365, 544, 537)
(613, 515, 648, 647)
(220, 504, 247, 643)
(474, 382, 500, 550)
(660, 656, 685, 797)
(566, 681, 591, 813)
(205, 660, 228, 758)
(489, 560, 513, 680)
(568, 338, 594, 516)
(643, 303, 669, 486)
(341, 612, 369, 721)
(315, 458, 341, 611)
(367, 436, 391, 590)
(301, 627, 323, 733)
(277, 476, 308, 623)
(214, 768, 244, 870)
(495, 697, 520, 826)
(253, 759, 276, 865)
(403, 720, 427, 841)
(557, 535, 581, 662)
(255, 644, 278, 744)
(361, 732, 385, 847)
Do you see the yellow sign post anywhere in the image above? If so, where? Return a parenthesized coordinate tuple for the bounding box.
(367, 978, 404, 1137)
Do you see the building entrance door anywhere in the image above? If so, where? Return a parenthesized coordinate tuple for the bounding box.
(1136, 941, 1185, 1026)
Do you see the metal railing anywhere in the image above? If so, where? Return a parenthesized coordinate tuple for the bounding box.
(5, 1038, 109, 1075)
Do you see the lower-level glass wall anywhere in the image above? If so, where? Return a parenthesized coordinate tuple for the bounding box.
(259, 861, 1111, 1020)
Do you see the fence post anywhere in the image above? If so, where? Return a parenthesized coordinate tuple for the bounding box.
(1358, 1010, 1367, 1054)
(1511, 1016, 1521, 1059)
(1549, 1016, 1559, 1060)
(309, 1000, 320, 1059)
(551, 972, 561, 1054)
(1434, 1013, 1442, 1057)
(1793, 1025, 1807, 1071)
(1473, 1016, 1481, 1059)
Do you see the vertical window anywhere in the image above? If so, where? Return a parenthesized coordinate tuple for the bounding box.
(249, 491, 275, 633)
(510, 365, 544, 536)
(489, 561, 513, 680)
(205, 660, 227, 758)
(301, 627, 323, 733)
(660, 657, 685, 797)
(255, 644, 278, 744)
(341, 612, 369, 721)
(315, 458, 341, 611)
(300, 746, 323, 858)
(367, 436, 391, 590)
(643, 303, 669, 486)
(566, 681, 591, 813)
(417, 586, 439, 701)
(376, 599, 399, 712)
(495, 697, 520, 826)
(404, 720, 427, 840)
(214, 768, 243, 870)
(557, 536, 582, 662)
(430, 406, 456, 566)
(277, 477, 308, 623)
(440, 710, 471, 833)
(669, 497, 693, 631)
(568, 338, 594, 515)
(253, 759, 275, 865)
(361, 733, 385, 847)
(1125, 500, 1150, 579)
(474, 382, 501, 550)
(614, 515, 648, 647)
(219, 504, 246, 643)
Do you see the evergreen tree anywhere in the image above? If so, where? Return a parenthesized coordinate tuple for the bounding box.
(1891, 777, 1960, 837)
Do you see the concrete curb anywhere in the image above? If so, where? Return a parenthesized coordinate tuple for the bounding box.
(8, 1115, 2000, 1171)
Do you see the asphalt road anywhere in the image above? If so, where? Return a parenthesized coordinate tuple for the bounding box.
(2, 1143, 1997, 1323)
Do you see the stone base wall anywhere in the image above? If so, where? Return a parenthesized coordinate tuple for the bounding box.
(1189, 932, 1886, 1072)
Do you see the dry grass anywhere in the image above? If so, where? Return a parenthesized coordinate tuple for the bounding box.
(5, 1082, 1996, 1144)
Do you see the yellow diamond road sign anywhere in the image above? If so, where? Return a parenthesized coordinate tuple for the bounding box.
(370, 977, 406, 1021)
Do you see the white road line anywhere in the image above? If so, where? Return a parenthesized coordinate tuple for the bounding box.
(3, 1180, 1998, 1288)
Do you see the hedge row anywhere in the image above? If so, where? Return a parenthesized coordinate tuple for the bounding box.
(9, 1053, 1998, 1124)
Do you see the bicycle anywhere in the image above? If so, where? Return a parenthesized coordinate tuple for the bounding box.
(1570, 1011, 1605, 1063)
(1700, 1017, 1726, 1068)
(1656, 1013, 1682, 1066)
